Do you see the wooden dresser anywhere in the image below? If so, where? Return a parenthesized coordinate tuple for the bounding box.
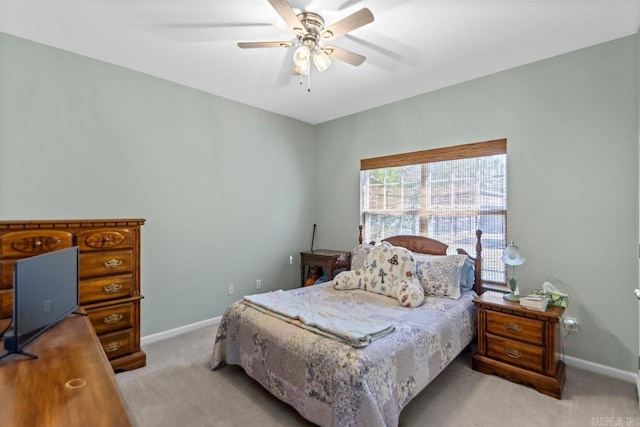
(0, 219, 145, 371)
(472, 291, 565, 399)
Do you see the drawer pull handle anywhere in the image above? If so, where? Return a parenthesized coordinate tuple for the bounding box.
(104, 341, 121, 353)
(104, 313, 123, 324)
(104, 259, 123, 269)
(505, 348, 522, 359)
(103, 283, 122, 294)
(504, 322, 522, 333)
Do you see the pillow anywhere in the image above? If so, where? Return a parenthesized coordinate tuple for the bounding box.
(414, 253, 475, 293)
(351, 243, 374, 271)
(334, 269, 365, 290)
(362, 242, 416, 298)
(395, 280, 425, 308)
(335, 243, 423, 307)
(459, 258, 475, 292)
(415, 254, 467, 300)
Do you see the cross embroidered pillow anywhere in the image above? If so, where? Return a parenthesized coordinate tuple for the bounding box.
(334, 243, 423, 307)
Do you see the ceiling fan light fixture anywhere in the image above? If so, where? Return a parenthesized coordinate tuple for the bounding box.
(293, 45, 311, 68)
(313, 49, 331, 72)
(294, 61, 310, 75)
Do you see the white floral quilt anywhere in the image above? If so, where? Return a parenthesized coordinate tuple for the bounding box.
(211, 282, 477, 427)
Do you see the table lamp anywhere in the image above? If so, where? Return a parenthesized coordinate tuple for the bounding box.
(502, 240, 524, 301)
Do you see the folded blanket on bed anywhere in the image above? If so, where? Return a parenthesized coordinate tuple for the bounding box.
(243, 290, 394, 347)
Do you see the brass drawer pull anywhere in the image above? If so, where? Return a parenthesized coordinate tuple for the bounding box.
(504, 322, 522, 333)
(104, 259, 123, 269)
(505, 348, 522, 359)
(102, 283, 123, 294)
(104, 341, 122, 353)
(104, 314, 123, 324)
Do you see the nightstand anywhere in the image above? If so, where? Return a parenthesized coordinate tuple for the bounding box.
(300, 249, 351, 287)
(472, 291, 566, 399)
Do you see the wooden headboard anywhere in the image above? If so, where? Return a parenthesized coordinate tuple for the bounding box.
(358, 226, 483, 295)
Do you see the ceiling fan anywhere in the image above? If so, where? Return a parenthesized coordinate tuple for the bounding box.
(238, 0, 374, 90)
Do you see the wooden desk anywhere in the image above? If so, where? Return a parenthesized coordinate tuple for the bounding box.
(300, 249, 351, 287)
(0, 312, 132, 426)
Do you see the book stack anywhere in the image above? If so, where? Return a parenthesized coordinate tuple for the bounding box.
(519, 295, 548, 312)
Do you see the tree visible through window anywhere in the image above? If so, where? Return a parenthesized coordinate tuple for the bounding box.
(360, 139, 507, 286)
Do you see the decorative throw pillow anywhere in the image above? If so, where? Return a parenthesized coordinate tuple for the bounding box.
(459, 257, 475, 292)
(335, 243, 424, 307)
(351, 243, 374, 271)
(333, 269, 366, 290)
(415, 254, 467, 300)
(361, 242, 416, 298)
(395, 280, 425, 308)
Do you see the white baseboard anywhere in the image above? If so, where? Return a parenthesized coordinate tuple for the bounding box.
(140, 316, 221, 346)
(564, 355, 637, 384)
(139, 317, 638, 385)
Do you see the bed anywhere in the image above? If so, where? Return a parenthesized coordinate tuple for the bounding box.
(211, 229, 483, 427)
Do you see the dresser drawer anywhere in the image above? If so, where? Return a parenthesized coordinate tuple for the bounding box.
(486, 310, 543, 345)
(87, 302, 134, 335)
(0, 289, 12, 317)
(0, 260, 15, 289)
(79, 250, 133, 278)
(486, 333, 544, 372)
(0, 230, 73, 258)
(80, 274, 133, 305)
(99, 328, 134, 360)
(76, 229, 133, 252)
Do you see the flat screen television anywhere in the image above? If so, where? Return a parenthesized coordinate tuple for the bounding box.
(1, 246, 79, 359)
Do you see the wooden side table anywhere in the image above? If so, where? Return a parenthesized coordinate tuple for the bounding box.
(300, 249, 351, 287)
(472, 291, 566, 399)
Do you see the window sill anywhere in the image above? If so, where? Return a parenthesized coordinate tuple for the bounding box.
(482, 283, 509, 294)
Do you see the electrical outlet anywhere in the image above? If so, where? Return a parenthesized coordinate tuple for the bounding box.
(44, 300, 52, 313)
(256, 279, 262, 289)
(227, 284, 234, 295)
(289, 255, 293, 265)
(563, 317, 579, 332)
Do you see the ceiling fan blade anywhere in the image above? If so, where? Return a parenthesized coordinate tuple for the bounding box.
(323, 46, 366, 66)
(238, 41, 293, 48)
(268, 0, 305, 35)
(320, 8, 374, 41)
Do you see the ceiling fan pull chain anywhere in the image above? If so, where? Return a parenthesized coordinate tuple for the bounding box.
(308, 71, 311, 92)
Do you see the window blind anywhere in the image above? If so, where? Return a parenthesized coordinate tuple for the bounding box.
(360, 139, 507, 285)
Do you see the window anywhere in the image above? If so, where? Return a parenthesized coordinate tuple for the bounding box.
(360, 139, 507, 286)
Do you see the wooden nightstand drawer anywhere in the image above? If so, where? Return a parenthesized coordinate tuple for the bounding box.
(486, 333, 544, 372)
(486, 310, 543, 345)
(472, 291, 565, 399)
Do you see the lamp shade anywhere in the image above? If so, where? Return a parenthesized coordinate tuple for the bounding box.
(293, 45, 310, 68)
(313, 49, 331, 72)
(501, 240, 524, 266)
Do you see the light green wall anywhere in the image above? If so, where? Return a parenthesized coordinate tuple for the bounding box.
(1, 31, 638, 372)
(0, 33, 316, 335)
(315, 35, 639, 372)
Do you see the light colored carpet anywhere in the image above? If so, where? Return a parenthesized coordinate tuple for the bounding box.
(116, 325, 639, 426)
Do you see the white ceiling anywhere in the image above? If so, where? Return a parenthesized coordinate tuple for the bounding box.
(1, 0, 639, 124)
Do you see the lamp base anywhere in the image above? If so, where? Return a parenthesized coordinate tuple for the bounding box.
(503, 293, 520, 302)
